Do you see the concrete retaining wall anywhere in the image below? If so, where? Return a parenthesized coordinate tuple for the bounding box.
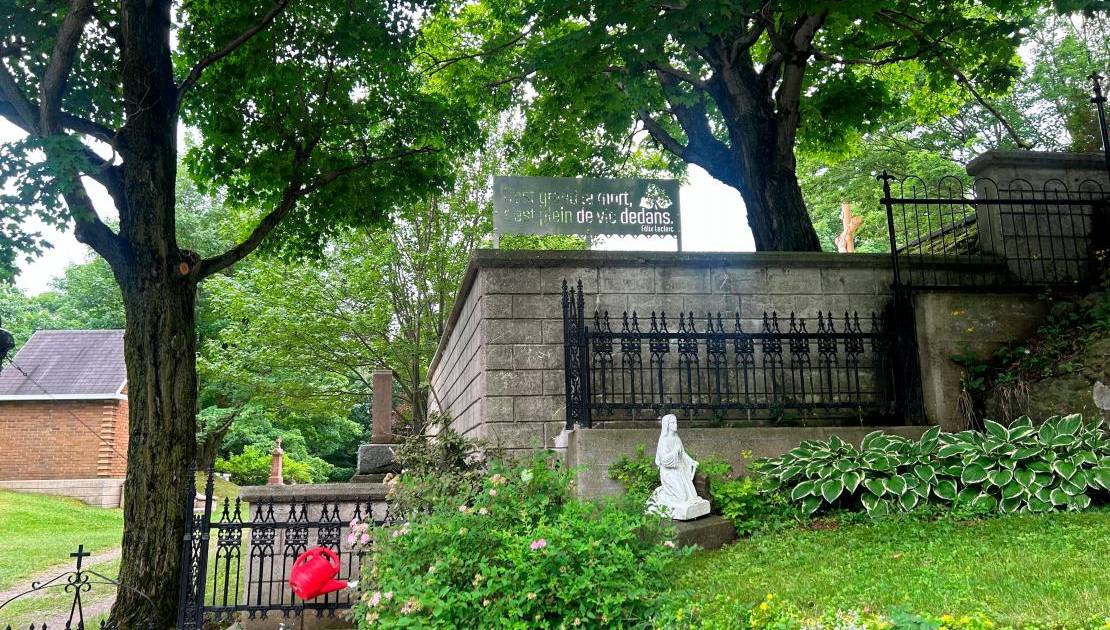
(0, 478, 124, 508)
(566, 425, 930, 497)
(428, 250, 904, 453)
(913, 292, 1049, 431)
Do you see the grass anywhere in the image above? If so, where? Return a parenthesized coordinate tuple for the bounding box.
(0, 491, 123, 591)
(678, 510, 1110, 626)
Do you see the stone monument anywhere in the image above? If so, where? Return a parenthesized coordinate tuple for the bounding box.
(352, 370, 401, 482)
(647, 414, 710, 521)
(267, 437, 284, 486)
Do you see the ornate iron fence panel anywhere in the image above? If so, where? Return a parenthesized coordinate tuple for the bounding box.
(562, 281, 894, 428)
(177, 469, 387, 629)
(880, 173, 1108, 292)
(0, 545, 155, 630)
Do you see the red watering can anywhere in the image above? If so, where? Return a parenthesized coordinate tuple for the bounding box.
(289, 547, 350, 600)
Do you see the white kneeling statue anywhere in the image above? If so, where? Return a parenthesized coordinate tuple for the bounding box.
(647, 414, 711, 520)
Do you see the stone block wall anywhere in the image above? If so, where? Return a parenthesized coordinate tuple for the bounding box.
(913, 292, 1049, 432)
(428, 250, 901, 454)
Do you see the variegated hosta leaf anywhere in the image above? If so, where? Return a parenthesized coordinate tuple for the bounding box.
(821, 478, 845, 503)
(791, 480, 818, 501)
(861, 491, 881, 512)
(961, 463, 988, 485)
(988, 469, 1012, 487)
(934, 479, 957, 501)
(842, 471, 862, 494)
(899, 492, 919, 511)
(1014, 468, 1036, 488)
(864, 478, 886, 497)
(801, 495, 822, 515)
(885, 475, 907, 496)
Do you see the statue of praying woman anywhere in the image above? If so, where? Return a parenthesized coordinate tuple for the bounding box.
(647, 414, 711, 520)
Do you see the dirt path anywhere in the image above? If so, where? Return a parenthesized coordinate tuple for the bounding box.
(42, 593, 115, 628)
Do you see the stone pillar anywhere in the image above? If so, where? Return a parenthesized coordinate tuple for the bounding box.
(967, 151, 1109, 285)
(352, 370, 400, 482)
(371, 369, 397, 443)
(267, 437, 284, 486)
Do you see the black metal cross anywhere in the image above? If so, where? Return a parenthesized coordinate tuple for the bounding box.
(71, 545, 90, 572)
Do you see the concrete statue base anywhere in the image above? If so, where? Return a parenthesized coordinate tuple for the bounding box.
(663, 498, 711, 521)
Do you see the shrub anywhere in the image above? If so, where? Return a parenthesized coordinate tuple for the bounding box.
(709, 476, 800, 535)
(356, 454, 685, 629)
(385, 417, 488, 518)
(609, 444, 662, 503)
(760, 415, 1110, 516)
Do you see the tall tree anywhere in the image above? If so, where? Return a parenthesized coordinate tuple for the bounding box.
(451, 0, 1035, 250)
(0, 0, 476, 624)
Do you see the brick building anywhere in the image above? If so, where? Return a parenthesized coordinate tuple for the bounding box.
(0, 330, 128, 507)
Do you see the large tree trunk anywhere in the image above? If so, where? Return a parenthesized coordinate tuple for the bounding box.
(742, 163, 822, 252)
(110, 3, 192, 626)
(112, 275, 198, 627)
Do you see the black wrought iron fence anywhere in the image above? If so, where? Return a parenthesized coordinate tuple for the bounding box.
(0, 545, 155, 630)
(177, 470, 386, 629)
(880, 173, 1108, 291)
(562, 280, 895, 428)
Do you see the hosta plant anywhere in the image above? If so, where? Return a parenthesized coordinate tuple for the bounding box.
(759, 415, 1109, 516)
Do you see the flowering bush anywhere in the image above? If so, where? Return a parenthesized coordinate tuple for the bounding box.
(355, 453, 687, 628)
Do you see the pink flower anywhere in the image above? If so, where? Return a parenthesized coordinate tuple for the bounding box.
(347, 533, 356, 546)
(663, 540, 676, 549)
(360, 533, 370, 544)
(530, 538, 547, 551)
(400, 597, 419, 614)
(488, 489, 498, 497)
(368, 591, 381, 607)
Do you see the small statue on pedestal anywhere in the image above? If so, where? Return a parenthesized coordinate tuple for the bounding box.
(647, 414, 710, 520)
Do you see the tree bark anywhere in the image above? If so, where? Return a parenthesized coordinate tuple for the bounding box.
(742, 159, 822, 252)
(108, 2, 194, 627)
(112, 273, 198, 627)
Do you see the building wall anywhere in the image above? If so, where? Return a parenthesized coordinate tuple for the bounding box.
(428, 250, 908, 454)
(0, 398, 128, 507)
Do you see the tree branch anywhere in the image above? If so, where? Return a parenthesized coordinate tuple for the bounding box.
(176, 0, 291, 110)
(650, 60, 708, 89)
(636, 109, 688, 157)
(197, 145, 437, 279)
(62, 180, 125, 270)
(422, 30, 529, 76)
(40, 0, 93, 134)
(876, 9, 1031, 150)
(0, 75, 38, 134)
(62, 112, 119, 145)
(196, 182, 300, 280)
(296, 145, 436, 197)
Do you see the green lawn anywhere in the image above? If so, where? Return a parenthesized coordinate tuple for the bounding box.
(678, 511, 1110, 626)
(0, 491, 124, 591)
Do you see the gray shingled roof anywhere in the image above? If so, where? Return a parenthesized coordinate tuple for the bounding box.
(0, 330, 126, 398)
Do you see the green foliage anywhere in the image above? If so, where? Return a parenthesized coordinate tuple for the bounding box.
(760, 417, 1110, 517)
(672, 511, 1110, 627)
(608, 444, 660, 503)
(214, 445, 332, 486)
(356, 454, 685, 629)
(386, 417, 490, 518)
(710, 477, 799, 537)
